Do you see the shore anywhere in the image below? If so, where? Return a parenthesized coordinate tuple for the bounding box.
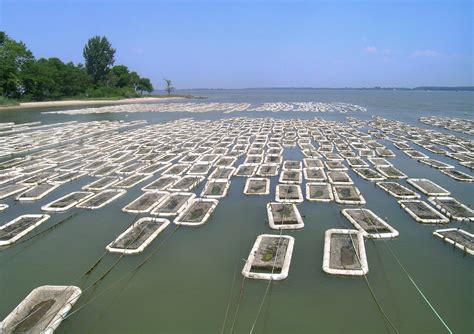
(0, 96, 187, 111)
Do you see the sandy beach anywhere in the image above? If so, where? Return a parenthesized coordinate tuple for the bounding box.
(0, 96, 185, 111)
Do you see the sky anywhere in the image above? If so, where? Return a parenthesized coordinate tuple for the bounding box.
(1, 0, 472, 89)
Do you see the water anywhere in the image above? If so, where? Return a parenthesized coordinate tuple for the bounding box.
(0, 89, 472, 333)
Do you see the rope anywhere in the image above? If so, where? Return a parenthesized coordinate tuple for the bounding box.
(220, 256, 241, 334)
(249, 228, 284, 334)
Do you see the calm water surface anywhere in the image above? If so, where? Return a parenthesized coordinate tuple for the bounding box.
(0, 90, 472, 333)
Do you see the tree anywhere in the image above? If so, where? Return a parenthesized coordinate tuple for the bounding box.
(83, 36, 115, 84)
(164, 79, 174, 96)
(137, 77, 153, 95)
(0, 32, 34, 98)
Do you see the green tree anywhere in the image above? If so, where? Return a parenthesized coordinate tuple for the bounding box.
(137, 77, 153, 95)
(83, 36, 115, 84)
(0, 32, 34, 98)
(164, 79, 174, 96)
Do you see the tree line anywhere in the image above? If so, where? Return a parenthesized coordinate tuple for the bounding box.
(0, 32, 154, 101)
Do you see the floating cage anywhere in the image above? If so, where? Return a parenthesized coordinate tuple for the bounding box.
(122, 191, 169, 214)
(201, 179, 231, 198)
(0, 214, 50, 246)
(327, 171, 353, 185)
(242, 234, 295, 280)
(433, 228, 473, 256)
(151, 192, 196, 216)
(16, 183, 59, 201)
(303, 168, 327, 181)
(162, 163, 191, 176)
(275, 184, 303, 203)
(352, 167, 386, 181)
(407, 178, 450, 196)
(375, 165, 407, 179)
(115, 174, 152, 189)
(244, 178, 270, 195)
(136, 163, 171, 175)
(48, 171, 87, 185)
(174, 198, 218, 226)
(306, 182, 333, 202)
(346, 157, 368, 168)
(168, 175, 204, 192)
(324, 160, 347, 171)
(278, 170, 302, 184)
(322, 229, 368, 276)
(427, 197, 474, 222)
(0, 285, 81, 333)
(282, 160, 302, 171)
(342, 209, 398, 239)
(41, 191, 93, 212)
(440, 169, 474, 182)
(82, 176, 120, 191)
(376, 182, 420, 199)
(256, 164, 280, 177)
(404, 150, 429, 160)
(303, 158, 324, 169)
(0, 183, 29, 200)
(419, 158, 454, 170)
(19, 171, 59, 186)
(106, 217, 170, 254)
(76, 189, 126, 210)
(209, 166, 235, 180)
(368, 157, 392, 167)
(186, 162, 212, 176)
(399, 200, 449, 224)
(142, 175, 179, 192)
(234, 164, 258, 177)
(333, 185, 365, 204)
(266, 202, 304, 229)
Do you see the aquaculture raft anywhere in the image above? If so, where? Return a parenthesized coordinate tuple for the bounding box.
(322, 229, 368, 276)
(244, 178, 270, 195)
(333, 185, 366, 205)
(168, 175, 204, 192)
(41, 191, 93, 212)
(122, 191, 169, 214)
(327, 171, 353, 185)
(173, 198, 218, 226)
(342, 209, 398, 239)
(353, 167, 386, 181)
(427, 197, 474, 222)
(376, 182, 420, 199)
(16, 183, 59, 201)
(82, 176, 119, 191)
(142, 175, 179, 192)
(76, 189, 126, 210)
(106, 217, 170, 254)
(151, 192, 196, 216)
(0, 183, 29, 200)
(0, 285, 81, 333)
(275, 184, 303, 203)
(242, 234, 295, 280)
(407, 178, 450, 196)
(306, 182, 334, 202)
(433, 228, 474, 256)
(0, 214, 50, 246)
(399, 200, 449, 224)
(201, 179, 230, 198)
(266, 202, 304, 230)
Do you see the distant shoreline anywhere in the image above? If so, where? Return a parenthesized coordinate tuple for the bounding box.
(180, 86, 474, 92)
(0, 96, 192, 111)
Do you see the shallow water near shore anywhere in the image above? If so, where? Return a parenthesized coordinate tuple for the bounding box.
(0, 89, 472, 334)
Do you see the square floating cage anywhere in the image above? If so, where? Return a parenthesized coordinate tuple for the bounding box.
(324, 160, 347, 171)
(151, 192, 196, 216)
(333, 185, 365, 205)
(0, 214, 50, 246)
(306, 182, 334, 202)
(42, 191, 93, 212)
(0, 183, 29, 200)
(256, 164, 280, 177)
(433, 228, 473, 256)
(352, 167, 386, 181)
(242, 234, 295, 280)
(201, 179, 231, 198)
(76, 189, 126, 210)
(440, 169, 474, 182)
(376, 182, 420, 199)
(48, 171, 87, 185)
(115, 174, 152, 189)
(162, 163, 191, 176)
(174, 198, 218, 226)
(186, 162, 212, 176)
(303, 158, 324, 169)
(342, 208, 398, 239)
(142, 175, 179, 192)
(407, 178, 450, 196)
(234, 164, 258, 177)
(375, 165, 407, 179)
(168, 175, 204, 192)
(282, 160, 302, 171)
(278, 170, 302, 184)
(106, 217, 170, 254)
(427, 197, 474, 222)
(0, 285, 81, 333)
(267, 202, 304, 230)
(303, 168, 327, 182)
(82, 176, 120, 191)
(244, 178, 270, 195)
(399, 200, 449, 224)
(122, 191, 169, 214)
(346, 157, 369, 168)
(322, 229, 368, 276)
(275, 184, 303, 203)
(327, 171, 353, 185)
(209, 166, 235, 180)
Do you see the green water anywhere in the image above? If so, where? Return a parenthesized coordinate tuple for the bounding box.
(0, 90, 472, 333)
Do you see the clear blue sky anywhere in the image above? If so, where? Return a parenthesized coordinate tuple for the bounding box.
(1, 0, 472, 89)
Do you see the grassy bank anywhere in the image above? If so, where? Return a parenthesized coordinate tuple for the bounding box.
(0, 96, 20, 107)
